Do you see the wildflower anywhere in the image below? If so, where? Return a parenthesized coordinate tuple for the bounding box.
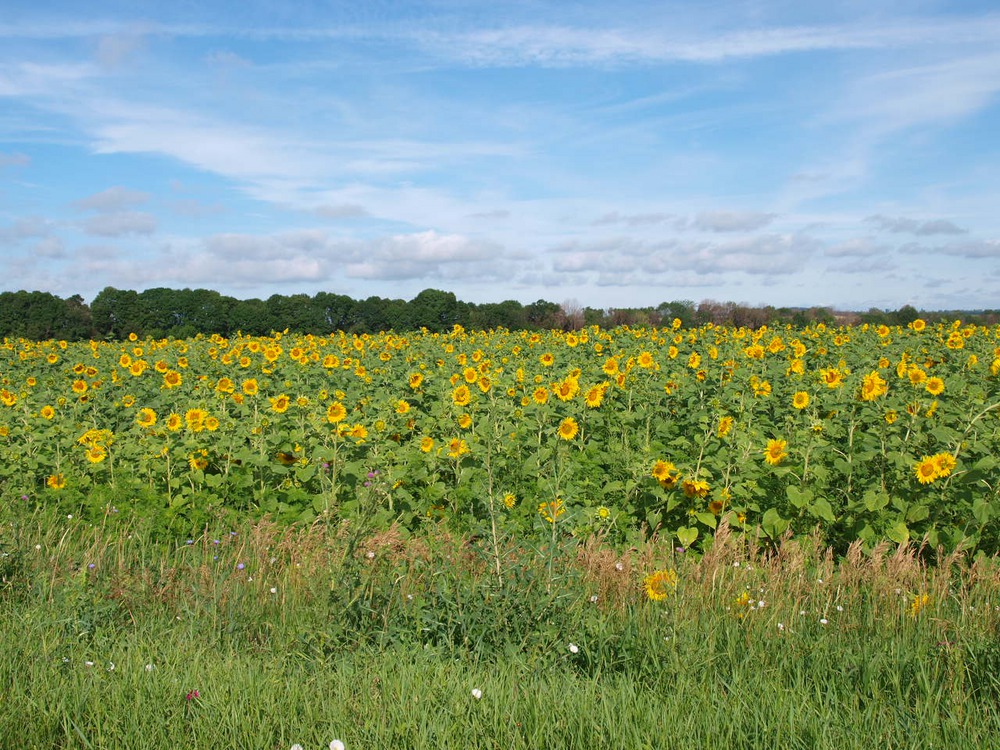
(47, 473, 66, 490)
(502, 493, 517, 509)
(557, 417, 579, 440)
(910, 593, 931, 618)
(763, 439, 787, 466)
(643, 569, 678, 601)
(185, 689, 200, 701)
(568, 643, 579, 654)
(717, 416, 734, 437)
(652, 460, 677, 482)
(538, 498, 565, 523)
(330, 742, 346, 750)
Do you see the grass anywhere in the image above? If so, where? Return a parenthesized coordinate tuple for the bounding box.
(1, 510, 999, 749)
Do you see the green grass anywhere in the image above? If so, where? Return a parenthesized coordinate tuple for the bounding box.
(1, 510, 998, 749)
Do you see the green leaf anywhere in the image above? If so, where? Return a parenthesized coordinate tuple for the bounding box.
(761, 508, 789, 539)
(676, 526, 698, 549)
(864, 490, 889, 513)
(810, 497, 836, 523)
(695, 512, 717, 530)
(973, 497, 992, 526)
(906, 504, 929, 523)
(886, 521, 910, 545)
(786, 486, 813, 510)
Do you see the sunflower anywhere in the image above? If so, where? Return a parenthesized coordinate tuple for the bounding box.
(820, 368, 843, 388)
(447, 437, 470, 458)
(910, 318, 926, 332)
(557, 417, 579, 441)
(502, 493, 517, 509)
(458, 413, 473, 429)
(637, 351, 655, 369)
(185, 408, 207, 432)
(643, 569, 678, 601)
(242, 378, 259, 396)
(925, 377, 945, 396)
(215, 377, 235, 394)
(932, 452, 956, 478)
(419, 436, 435, 453)
(860, 371, 888, 401)
(136, 408, 157, 428)
(326, 402, 347, 424)
(717, 416, 734, 437)
(46, 473, 67, 490)
(682, 478, 710, 499)
(453, 385, 472, 407)
(792, 391, 810, 410)
(532, 387, 549, 405)
(396, 399, 411, 415)
(408, 372, 424, 389)
(539, 352, 555, 367)
(602, 358, 619, 376)
(763, 439, 787, 466)
(85, 445, 107, 464)
(270, 394, 290, 413)
(162, 370, 182, 389)
(584, 384, 607, 408)
(652, 460, 677, 482)
(71, 380, 88, 394)
(165, 413, 183, 432)
(914, 456, 938, 484)
(40, 405, 55, 420)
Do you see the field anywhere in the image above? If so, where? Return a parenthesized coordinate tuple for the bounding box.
(2, 320, 1000, 747)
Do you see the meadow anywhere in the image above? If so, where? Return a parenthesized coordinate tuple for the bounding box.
(1, 319, 999, 747)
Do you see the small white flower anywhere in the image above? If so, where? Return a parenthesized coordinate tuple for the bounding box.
(291, 745, 304, 750)
(568, 643, 579, 654)
(67, 514, 73, 520)
(589, 595, 598, 603)
(756, 600, 766, 609)
(817, 578, 823, 584)
(471, 688, 482, 700)
(836, 605, 843, 612)
(820, 618, 828, 625)
(732, 561, 740, 567)
(330, 742, 346, 750)
(777, 622, 785, 631)
(107, 662, 115, 671)
(34, 544, 41, 550)
(614, 562, 624, 571)
(145, 664, 154, 672)
(84, 661, 94, 667)
(366, 551, 375, 559)
(270, 587, 278, 594)
(799, 610, 806, 616)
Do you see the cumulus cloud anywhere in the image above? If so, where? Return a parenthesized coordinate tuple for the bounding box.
(84, 211, 157, 237)
(74, 186, 150, 212)
(692, 211, 777, 232)
(865, 214, 967, 235)
(344, 231, 509, 281)
(0, 216, 53, 242)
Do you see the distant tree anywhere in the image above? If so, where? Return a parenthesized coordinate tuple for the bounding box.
(407, 288, 459, 332)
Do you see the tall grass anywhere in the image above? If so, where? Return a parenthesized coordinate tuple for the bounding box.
(1, 510, 998, 748)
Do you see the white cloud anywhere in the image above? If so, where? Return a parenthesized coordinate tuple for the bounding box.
(693, 211, 777, 232)
(84, 211, 157, 236)
(74, 186, 150, 212)
(865, 214, 966, 235)
(0, 216, 53, 241)
(314, 204, 369, 219)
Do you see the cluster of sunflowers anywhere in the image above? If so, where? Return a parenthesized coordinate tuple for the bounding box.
(0, 318, 997, 551)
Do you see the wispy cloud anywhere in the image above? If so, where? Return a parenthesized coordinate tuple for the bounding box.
(865, 214, 967, 236)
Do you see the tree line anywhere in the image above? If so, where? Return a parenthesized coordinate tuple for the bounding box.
(0, 287, 996, 341)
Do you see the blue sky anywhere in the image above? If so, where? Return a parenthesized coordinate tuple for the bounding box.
(1, 0, 999, 311)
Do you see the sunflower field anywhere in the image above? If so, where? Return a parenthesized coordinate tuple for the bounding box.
(2, 319, 999, 553)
